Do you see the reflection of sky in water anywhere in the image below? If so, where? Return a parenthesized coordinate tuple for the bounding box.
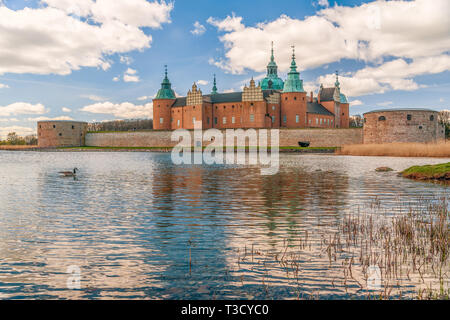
(0, 151, 448, 299)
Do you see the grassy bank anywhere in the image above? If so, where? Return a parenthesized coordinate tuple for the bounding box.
(402, 162, 450, 181)
(337, 142, 450, 157)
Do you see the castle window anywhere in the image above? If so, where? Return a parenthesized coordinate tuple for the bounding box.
(207, 117, 210, 124)
(232, 105, 235, 109)
(430, 115, 434, 121)
(59, 133, 62, 136)
(407, 114, 412, 120)
(223, 117, 227, 124)
(303, 97, 305, 101)
(378, 116, 386, 121)
(160, 118, 164, 124)
(232, 116, 235, 124)
(272, 106, 275, 110)
(272, 116, 275, 123)
(53, 125, 56, 128)
(320, 118, 323, 125)
(250, 114, 254, 122)
(296, 115, 299, 123)
(309, 119, 312, 124)
(223, 106, 226, 109)
(419, 126, 423, 129)
(80, 133, 83, 137)
(294, 97, 297, 100)
(316, 118, 319, 125)
(342, 113, 345, 116)
(192, 117, 196, 124)
(285, 97, 288, 101)
(283, 115, 287, 123)
(177, 120, 180, 126)
(39, 125, 41, 128)
(214, 117, 218, 124)
(250, 103, 254, 106)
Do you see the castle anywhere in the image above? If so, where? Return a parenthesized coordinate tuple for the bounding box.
(153, 45, 350, 130)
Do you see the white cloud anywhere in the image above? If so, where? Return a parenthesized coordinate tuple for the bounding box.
(191, 21, 206, 35)
(377, 101, 393, 107)
(137, 95, 155, 101)
(81, 101, 153, 119)
(123, 74, 140, 82)
(120, 55, 133, 65)
(317, 0, 329, 7)
(113, 76, 120, 82)
(0, 83, 9, 89)
(208, 0, 450, 96)
(81, 94, 107, 101)
(349, 100, 363, 106)
(440, 98, 445, 102)
(27, 116, 74, 122)
(122, 68, 140, 82)
(0, 126, 35, 139)
(197, 80, 209, 86)
(0, 1, 173, 75)
(62, 107, 71, 112)
(0, 118, 19, 122)
(0, 102, 46, 117)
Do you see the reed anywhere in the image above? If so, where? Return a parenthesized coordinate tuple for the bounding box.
(337, 141, 450, 157)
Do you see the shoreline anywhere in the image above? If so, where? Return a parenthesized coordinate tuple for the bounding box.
(0, 146, 338, 154)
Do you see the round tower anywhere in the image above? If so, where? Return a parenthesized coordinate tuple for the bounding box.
(281, 46, 307, 128)
(153, 65, 176, 130)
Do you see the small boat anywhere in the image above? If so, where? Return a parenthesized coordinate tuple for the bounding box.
(59, 168, 78, 177)
(298, 141, 310, 147)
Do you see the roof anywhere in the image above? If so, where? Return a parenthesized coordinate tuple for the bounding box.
(307, 100, 335, 116)
(37, 120, 87, 124)
(171, 90, 280, 107)
(319, 87, 336, 101)
(363, 108, 438, 115)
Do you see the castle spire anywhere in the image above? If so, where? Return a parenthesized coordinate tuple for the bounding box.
(283, 45, 305, 93)
(211, 74, 218, 94)
(335, 70, 340, 88)
(155, 65, 176, 100)
(261, 41, 284, 90)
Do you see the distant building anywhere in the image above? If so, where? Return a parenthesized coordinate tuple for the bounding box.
(363, 109, 445, 144)
(38, 121, 87, 147)
(153, 45, 350, 130)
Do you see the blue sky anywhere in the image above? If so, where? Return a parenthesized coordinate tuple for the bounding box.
(0, 0, 449, 137)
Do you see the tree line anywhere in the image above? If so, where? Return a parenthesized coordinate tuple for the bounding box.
(0, 132, 38, 145)
(87, 119, 153, 132)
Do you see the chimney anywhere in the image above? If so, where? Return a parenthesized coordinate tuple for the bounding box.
(310, 91, 313, 103)
(318, 92, 321, 104)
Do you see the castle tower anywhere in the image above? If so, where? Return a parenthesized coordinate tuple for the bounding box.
(335, 71, 349, 128)
(153, 65, 176, 130)
(261, 42, 284, 90)
(211, 74, 218, 95)
(333, 71, 342, 128)
(281, 46, 307, 128)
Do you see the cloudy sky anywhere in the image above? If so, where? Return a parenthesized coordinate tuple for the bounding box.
(0, 0, 449, 137)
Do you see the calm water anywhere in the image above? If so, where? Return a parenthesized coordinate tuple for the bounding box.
(0, 151, 448, 299)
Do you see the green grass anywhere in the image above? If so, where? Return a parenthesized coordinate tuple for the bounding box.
(402, 163, 450, 176)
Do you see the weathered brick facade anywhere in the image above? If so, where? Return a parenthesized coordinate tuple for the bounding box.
(363, 109, 445, 144)
(85, 128, 363, 148)
(38, 121, 87, 147)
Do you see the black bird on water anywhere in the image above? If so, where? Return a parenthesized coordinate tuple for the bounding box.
(59, 168, 78, 177)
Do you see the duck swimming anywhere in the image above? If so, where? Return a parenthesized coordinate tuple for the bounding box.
(59, 168, 78, 177)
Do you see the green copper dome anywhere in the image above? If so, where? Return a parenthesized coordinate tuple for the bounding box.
(261, 42, 284, 90)
(282, 47, 305, 93)
(155, 65, 176, 100)
(340, 93, 348, 103)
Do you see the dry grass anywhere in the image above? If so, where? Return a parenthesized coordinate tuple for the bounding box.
(0, 145, 38, 150)
(337, 141, 450, 157)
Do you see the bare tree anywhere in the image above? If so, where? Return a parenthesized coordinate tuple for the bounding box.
(87, 119, 153, 132)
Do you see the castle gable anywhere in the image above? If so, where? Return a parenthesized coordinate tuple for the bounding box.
(242, 79, 263, 102)
(186, 83, 203, 105)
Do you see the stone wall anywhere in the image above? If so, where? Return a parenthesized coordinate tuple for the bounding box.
(38, 121, 87, 147)
(363, 110, 445, 144)
(85, 128, 363, 148)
